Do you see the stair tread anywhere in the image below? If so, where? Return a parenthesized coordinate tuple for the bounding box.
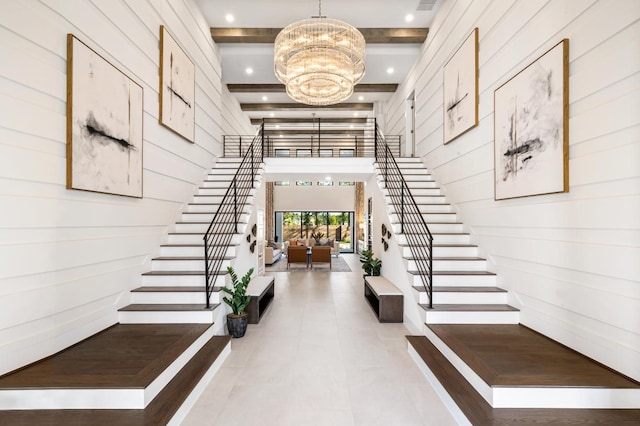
(414, 286, 507, 293)
(406, 256, 485, 261)
(143, 270, 225, 276)
(152, 256, 233, 261)
(419, 304, 519, 312)
(400, 243, 477, 248)
(119, 304, 220, 312)
(132, 286, 222, 293)
(410, 270, 496, 276)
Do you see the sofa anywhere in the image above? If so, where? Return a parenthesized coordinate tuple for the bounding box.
(264, 243, 282, 265)
(284, 237, 340, 257)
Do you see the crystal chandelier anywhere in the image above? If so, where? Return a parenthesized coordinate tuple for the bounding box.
(274, 0, 366, 106)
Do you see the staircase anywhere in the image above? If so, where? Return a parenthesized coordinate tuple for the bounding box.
(118, 157, 260, 325)
(376, 157, 519, 325)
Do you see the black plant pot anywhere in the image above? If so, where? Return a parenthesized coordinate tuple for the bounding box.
(227, 313, 248, 338)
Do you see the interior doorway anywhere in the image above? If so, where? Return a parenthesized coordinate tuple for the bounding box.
(404, 92, 416, 157)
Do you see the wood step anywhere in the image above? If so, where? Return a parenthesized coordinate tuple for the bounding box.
(407, 335, 640, 424)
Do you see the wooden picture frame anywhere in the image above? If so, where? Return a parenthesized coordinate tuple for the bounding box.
(159, 25, 195, 143)
(493, 39, 569, 200)
(443, 27, 479, 144)
(66, 34, 144, 198)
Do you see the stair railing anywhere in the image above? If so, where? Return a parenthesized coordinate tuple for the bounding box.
(374, 120, 434, 308)
(203, 126, 264, 308)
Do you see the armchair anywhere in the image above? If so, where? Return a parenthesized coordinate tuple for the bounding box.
(287, 245, 308, 269)
(311, 246, 331, 269)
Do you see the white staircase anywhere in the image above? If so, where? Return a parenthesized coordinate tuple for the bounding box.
(375, 157, 519, 325)
(119, 158, 261, 324)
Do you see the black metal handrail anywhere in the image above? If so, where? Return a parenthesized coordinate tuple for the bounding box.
(374, 121, 434, 308)
(203, 127, 263, 308)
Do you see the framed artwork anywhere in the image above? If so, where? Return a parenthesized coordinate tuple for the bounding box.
(443, 27, 478, 144)
(494, 39, 569, 200)
(66, 34, 143, 198)
(159, 25, 195, 142)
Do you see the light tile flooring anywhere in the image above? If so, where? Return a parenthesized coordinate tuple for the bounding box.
(182, 254, 457, 426)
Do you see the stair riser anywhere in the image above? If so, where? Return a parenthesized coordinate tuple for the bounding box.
(130, 292, 219, 304)
(167, 234, 241, 245)
(118, 310, 216, 324)
(151, 259, 230, 271)
(394, 223, 462, 234)
(425, 310, 519, 324)
(175, 223, 247, 233)
(402, 246, 478, 257)
(186, 204, 251, 213)
(160, 246, 236, 257)
(407, 259, 486, 271)
(389, 204, 452, 214)
(193, 195, 255, 205)
(390, 213, 457, 223)
(142, 274, 226, 287)
(382, 187, 442, 196)
(398, 234, 470, 245)
(200, 181, 232, 189)
(196, 188, 229, 196)
(412, 274, 497, 287)
(387, 195, 447, 205)
(181, 213, 250, 223)
(405, 180, 438, 189)
(377, 167, 430, 175)
(420, 292, 507, 305)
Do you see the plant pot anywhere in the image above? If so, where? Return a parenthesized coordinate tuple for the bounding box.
(227, 313, 248, 338)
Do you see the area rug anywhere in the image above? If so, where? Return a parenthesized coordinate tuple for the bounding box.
(265, 256, 352, 272)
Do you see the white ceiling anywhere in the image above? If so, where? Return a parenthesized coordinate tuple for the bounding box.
(194, 0, 442, 122)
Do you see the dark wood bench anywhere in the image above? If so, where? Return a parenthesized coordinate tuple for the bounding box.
(246, 276, 275, 324)
(364, 276, 403, 323)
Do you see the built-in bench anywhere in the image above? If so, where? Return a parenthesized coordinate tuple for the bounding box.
(364, 276, 403, 323)
(246, 276, 275, 324)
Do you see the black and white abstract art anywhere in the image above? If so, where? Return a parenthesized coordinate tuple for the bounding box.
(494, 39, 569, 200)
(66, 34, 143, 198)
(443, 28, 478, 144)
(159, 25, 195, 143)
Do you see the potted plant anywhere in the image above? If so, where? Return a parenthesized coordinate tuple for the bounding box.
(359, 249, 381, 277)
(221, 266, 253, 338)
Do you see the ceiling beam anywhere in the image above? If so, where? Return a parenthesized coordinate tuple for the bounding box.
(251, 117, 369, 125)
(228, 83, 398, 93)
(241, 103, 373, 111)
(211, 28, 428, 44)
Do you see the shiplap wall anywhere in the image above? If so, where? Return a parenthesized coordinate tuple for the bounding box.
(0, 0, 253, 375)
(384, 0, 640, 381)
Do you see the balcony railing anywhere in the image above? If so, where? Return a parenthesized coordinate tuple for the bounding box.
(223, 118, 400, 158)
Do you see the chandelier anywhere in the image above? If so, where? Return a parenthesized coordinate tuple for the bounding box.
(274, 0, 366, 106)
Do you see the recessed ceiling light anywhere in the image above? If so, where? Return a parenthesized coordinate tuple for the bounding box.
(225, 14, 234, 23)
(386, 67, 394, 74)
(279, 134, 283, 138)
(275, 125, 280, 129)
(325, 176, 331, 180)
(350, 124, 354, 129)
(405, 14, 414, 23)
(262, 95, 268, 101)
(269, 112, 275, 117)
(353, 112, 359, 117)
(245, 67, 253, 75)
(358, 95, 364, 101)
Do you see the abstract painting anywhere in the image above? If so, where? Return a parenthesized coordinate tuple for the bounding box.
(66, 34, 143, 198)
(443, 27, 478, 144)
(159, 25, 195, 142)
(494, 39, 569, 200)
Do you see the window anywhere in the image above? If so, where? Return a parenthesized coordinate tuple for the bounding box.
(296, 181, 312, 186)
(339, 181, 355, 186)
(317, 181, 333, 186)
(274, 181, 290, 186)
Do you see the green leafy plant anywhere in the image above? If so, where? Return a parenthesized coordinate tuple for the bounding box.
(359, 249, 381, 276)
(221, 266, 253, 315)
(310, 231, 325, 240)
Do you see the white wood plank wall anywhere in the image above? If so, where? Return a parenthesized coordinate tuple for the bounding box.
(0, 0, 254, 375)
(384, 0, 640, 381)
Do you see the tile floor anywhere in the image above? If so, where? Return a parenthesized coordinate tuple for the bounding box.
(182, 254, 457, 426)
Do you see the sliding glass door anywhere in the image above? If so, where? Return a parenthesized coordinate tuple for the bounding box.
(275, 211, 354, 253)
